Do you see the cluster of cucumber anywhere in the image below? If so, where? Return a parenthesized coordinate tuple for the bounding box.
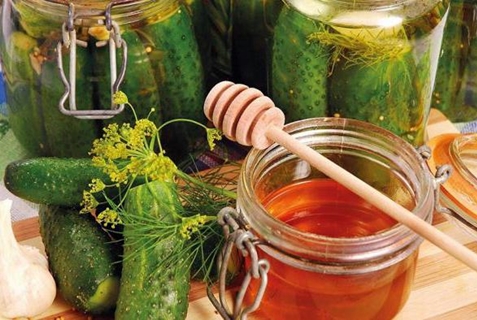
(201, 1, 449, 146)
(5, 158, 121, 315)
(268, 4, 450, 146)
(0, 3, 206, 162)
(4, 157, 192, 319)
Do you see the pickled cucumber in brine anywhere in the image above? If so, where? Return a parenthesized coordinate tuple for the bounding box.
(433, 0, 477, 122)
(271, 6, 330, 122)
(40, 45, 100, 157)
(139, 5, 206, 162)
(181, 0, 213, 89)
(1, 32, 45, 155)
(328, 52, 417, 139)
(271, 0, 448, 145)
(90, 27, 162, 127)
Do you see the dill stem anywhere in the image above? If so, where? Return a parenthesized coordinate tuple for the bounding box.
(176, 170, 237, 200)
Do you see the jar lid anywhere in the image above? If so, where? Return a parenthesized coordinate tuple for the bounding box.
(426, 133, 477, 227)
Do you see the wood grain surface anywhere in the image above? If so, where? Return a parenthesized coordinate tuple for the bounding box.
(12, 109, 477, 319)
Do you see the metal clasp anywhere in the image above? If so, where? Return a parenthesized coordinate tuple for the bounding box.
(208, 207, 270, 320)
(421, 143, 477, 232)
(57, 3, 127, 119)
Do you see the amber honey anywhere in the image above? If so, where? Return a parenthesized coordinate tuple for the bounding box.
(244, 179, 418, 319)
(236, 117, 434, 320)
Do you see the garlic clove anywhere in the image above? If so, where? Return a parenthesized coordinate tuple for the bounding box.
(0, 199, 57, 319)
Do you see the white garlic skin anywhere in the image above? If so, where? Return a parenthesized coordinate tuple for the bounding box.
(0, 199, 57, 319)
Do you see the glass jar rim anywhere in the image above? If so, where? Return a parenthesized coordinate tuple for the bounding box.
(237, 117, 434, 270)
(427, 133, 477, 229)
(12, 0, 179, 25)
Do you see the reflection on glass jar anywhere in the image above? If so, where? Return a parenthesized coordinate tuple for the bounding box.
(0, 0, 205, 161)
(237, 118, 435, 319)
(432, 0, 477, 123)
(270, 0, 449, 146)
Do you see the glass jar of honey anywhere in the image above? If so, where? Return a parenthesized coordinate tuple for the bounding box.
(0, 0, 205, 161)
(270, 0, 449, 146)
(227, 118, 437, 319)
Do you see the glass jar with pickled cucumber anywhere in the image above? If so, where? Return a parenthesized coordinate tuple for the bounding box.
(202, 0, 283, 93)
(432, 0, 477, 123)
(270, 0, 450, 146)
(0, 0, 206, 161)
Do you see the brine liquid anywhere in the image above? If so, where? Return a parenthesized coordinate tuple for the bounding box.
(245, 179, 418, 320)
(271, 0, 449, 145)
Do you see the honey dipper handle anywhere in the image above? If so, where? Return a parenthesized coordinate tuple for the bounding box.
(266, 125, 477, 272)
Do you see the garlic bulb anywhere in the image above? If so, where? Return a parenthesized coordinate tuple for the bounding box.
(0, 199, 56, 319)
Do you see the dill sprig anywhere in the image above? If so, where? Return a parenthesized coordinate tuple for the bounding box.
(80, 91, 239, 281)
(308, 23, 411, 69)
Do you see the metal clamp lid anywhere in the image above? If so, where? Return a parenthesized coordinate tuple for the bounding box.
(425, 134, 477, 234)
(208, 207, 270, 320)
(57, 3, 127, 119)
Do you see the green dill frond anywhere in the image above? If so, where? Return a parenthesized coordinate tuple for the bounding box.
(308, 25, 411, 68)
(179, 214, 216, 240)
(81, 97, 239, 284)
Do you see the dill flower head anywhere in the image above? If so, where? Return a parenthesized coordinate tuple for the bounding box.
(97, 207, 122, 228)
(206, 128, 222, 151)
(180, 214, 213, 240)
(89, 115, 176, 184)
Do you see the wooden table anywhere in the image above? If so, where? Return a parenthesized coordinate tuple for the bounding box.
(12, 109, 477, 319)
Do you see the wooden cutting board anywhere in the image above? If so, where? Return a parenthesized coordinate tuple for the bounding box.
(12, 109, 477, 319)
(13, 213, 477, 319)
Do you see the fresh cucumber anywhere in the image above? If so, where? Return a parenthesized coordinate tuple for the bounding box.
(270, 6, 330, 122)
(3, 157, 109, 206)
(115, 180, 191, 320)
(39, 204, 121, 315)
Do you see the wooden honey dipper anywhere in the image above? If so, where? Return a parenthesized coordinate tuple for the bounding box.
(204, 81, 477, 272)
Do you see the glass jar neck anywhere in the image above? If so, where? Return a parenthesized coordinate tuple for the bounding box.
(13, 0, 179, 26)
(450, 134, 477, 187)
(283, 0, 443, 21)
(237, 117, 434, 273)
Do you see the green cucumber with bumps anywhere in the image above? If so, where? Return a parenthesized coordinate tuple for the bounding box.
(328, 51, 417, 142)
(115, 180, 191, 319)
(138, 5, 206, 162)
(3, 157, 110, 207)
(39, 204, 121, 315)
(270, 6, 330, 122)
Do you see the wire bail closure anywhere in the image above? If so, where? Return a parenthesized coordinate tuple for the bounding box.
(418, 145, 477, 232)
(57, 3, 128, 119)
(208, 207, 270, 320)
